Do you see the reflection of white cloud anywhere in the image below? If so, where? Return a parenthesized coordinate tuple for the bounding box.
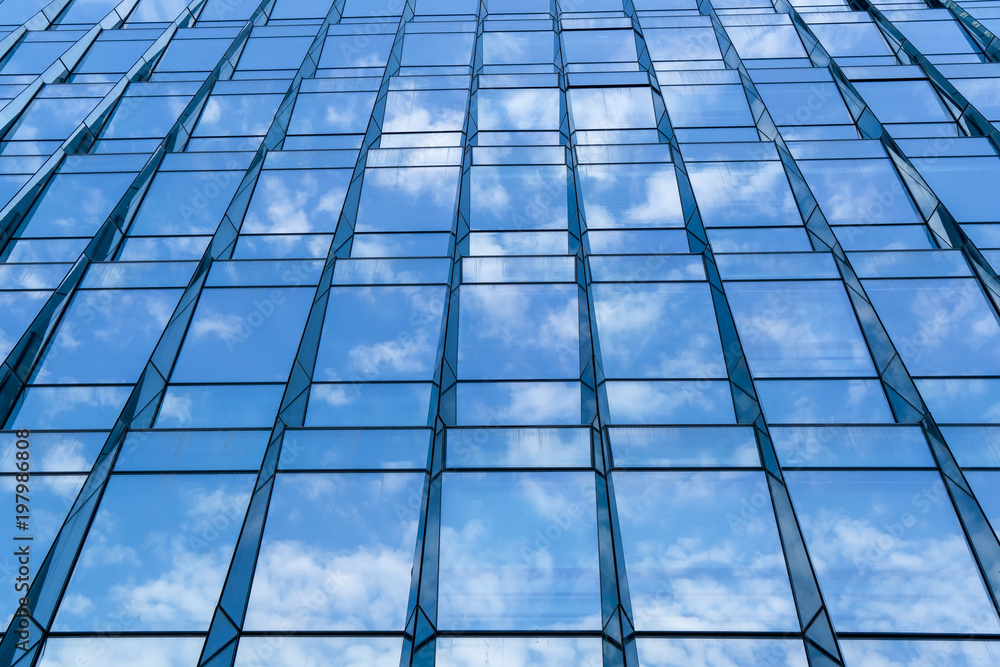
(437, 637, 602, 667)
(245, 539, 413, 630)
(38, 637, 201, 667)
(159, 392, 192, 425)
(383, 90, 467, 133)
(235, 637, 402, 667)
(479, 89, 559, 131)
(108, 537, 231, 626)
(637, 637, 807, 667)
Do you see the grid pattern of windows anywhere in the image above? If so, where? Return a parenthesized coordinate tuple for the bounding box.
(1, 0, 1000, 665)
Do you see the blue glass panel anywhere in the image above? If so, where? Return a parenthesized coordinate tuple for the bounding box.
(756, 380, 893, 424)
(458, 284, 579, 380)
(316, 286, 447, 382)
(578, 164, 684, 229)
(725, 281, 877, 378)
(864, 278, 1000, 376)
(786, 470, 1000, 633)
(604, 380, 736, 424)
(470, 165, 568, 230)
(19, 173, 135, 238)
(614, 470, 798, 630)
(305, 383, 434, 427)
(244, 473, 423, 630)
(355, 167, 462, 232)
(52, 473, 254, 631)
(242, 169, 351, 234)
(593, 283, 727, 379)
(438, 472, 602, 630)
(33, 289, 180, 384)
(688, 162, 801, 227)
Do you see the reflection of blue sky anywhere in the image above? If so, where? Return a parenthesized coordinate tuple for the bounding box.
(53, 474, 253, 631)
(806, 21, 893, 57)
(156, 384, 283, 428)
(483, 31, 556, 65)
(437, 637, 602, 666)
(130, 170, 243, 235)
(841, 639, 1000, 667)
(316, 286, 446, 381)
(242, 169, 350, 234)
(911, 156, 1000, 224)
(756, 379, 893, 424)
(608, 426, 759, 467)
(38, 637, 201, 667)
(457, 381, 582, 425)
(103, 95, 191, 139)
(865, 278, 1000, 376)
(594, 283, 727, 379)
(235, 637, 403, 667)
(438, 472, 602, 631)
(756, 82, 853, 126)
(470, 165, 568, 230)
(458, 284, 579, 380)
(244, 473, 421, 630)
(7, 97, 99, 141)
(916, 378, 1000, 423)
(447, 427, 591, 468)
(725, 25, 807, 59)
(726, 281, 877, 378)
(319, 35, 395, 69)
(785, 470, 1000, 634)
(128, 0, 189, 21)
(402, 31, 475, 66)
(568, 87, 656, 130)
(644, 27, 722, 61)
(469, 231, 569, 256)
(798, 159, 920, 225)
(192, 94, 284, 137)
(20, 173, 135, 238)
(578, 164, 684, 229)
(9, 386, 131, 430)
(383, 90, 468, 133)
(662, 85, 754, 128)
(614, 471, 798, 631)
(0, 291, 48, 358)
(306, 383, 434, 426)
(171, 287, 313, 382)
(32, 289, 180, 384)
(355, 167, 461, 232)
(0, 475, 84, 625)
(287, 92, 377, 135)
(853, 80, 952, 123)
(478, 88, 560, 131)
(688, 162, 801, 227)
(563, 30, 637, 63)
(604, 380, 735, 424)
(234, 234, 332, 259)
(636, 637, 807, 667)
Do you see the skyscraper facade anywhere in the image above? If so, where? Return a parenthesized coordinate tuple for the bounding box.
(1, 0, 1000, 665)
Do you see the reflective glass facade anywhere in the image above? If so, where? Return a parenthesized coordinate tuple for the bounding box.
(1, 0, 1000, 665)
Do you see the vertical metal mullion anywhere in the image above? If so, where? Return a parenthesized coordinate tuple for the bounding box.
(627, 2, 847, 663)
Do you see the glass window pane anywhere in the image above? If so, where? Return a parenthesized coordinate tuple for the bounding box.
(53, 474, 253, 631)
(458, 284, 580, 380)
(593, 283, 727, 379)
(171, 287, 312, 382)
(438, 472, 602, 630)
(786, 470, 1000, 633)
(725, 281, 877, 377)
(688, 162, 801, 227)
(316, 286, 447, 382)
(244, 473, 423, 630)
(614, 471, 798, 631)
(578, 164, 684, 229)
